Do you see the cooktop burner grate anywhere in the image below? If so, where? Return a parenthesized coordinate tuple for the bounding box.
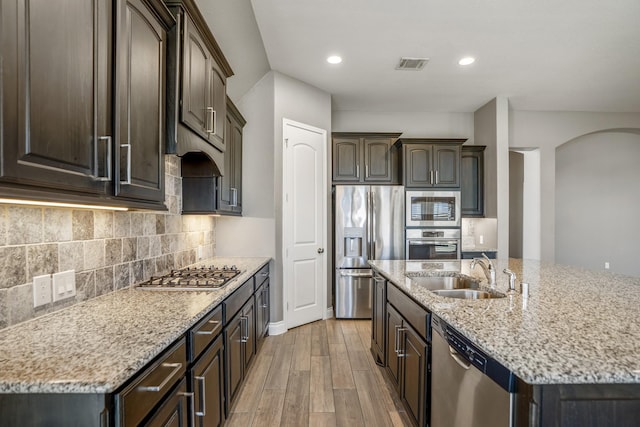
(137, 265, 241, 290)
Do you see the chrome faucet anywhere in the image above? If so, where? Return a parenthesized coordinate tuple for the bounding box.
(470, 253, 496, 287)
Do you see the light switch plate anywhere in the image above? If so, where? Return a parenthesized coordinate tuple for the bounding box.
(52, 270, 76, 302)
(33, 274, 52, 307)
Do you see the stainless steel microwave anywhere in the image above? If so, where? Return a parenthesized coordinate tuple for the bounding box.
(405, 191, 461, 227)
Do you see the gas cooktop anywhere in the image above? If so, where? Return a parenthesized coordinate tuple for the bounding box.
(137, 265, 242, 291)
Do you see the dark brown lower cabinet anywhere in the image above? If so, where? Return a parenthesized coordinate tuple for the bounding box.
(224, 297, 255, 414)
(400, 324, 429, 427)
(371, 274, 386, 365)
(190, 335, 225, 427)
(143, 378, 190, 427)
(255, 281, 270, 351)
(386, 303, 403, 391)
(385, 301, 429, 426)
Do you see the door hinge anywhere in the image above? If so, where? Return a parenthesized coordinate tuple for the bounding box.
(284, 138, 289, 147)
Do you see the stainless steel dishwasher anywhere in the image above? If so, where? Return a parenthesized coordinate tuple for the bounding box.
(431, 315, 516, 427)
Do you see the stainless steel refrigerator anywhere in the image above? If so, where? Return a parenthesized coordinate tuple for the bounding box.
(334, 185, 405, 318)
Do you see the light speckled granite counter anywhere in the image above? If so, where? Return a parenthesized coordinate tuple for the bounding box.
(0, 257, 270, 394)
(370, 259, 640, 385)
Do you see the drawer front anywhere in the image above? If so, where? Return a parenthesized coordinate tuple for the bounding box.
(118, 337, 187, 427)
(190, 304, 223, 362)
(387, 284, 430, 341)
(224, 278, 254, 323)
(255, 263, 269, 287)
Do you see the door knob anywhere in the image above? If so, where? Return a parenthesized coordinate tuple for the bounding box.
(317, 248, 325, 253)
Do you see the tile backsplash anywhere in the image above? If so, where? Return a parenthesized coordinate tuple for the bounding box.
(0, 155, 216, 329)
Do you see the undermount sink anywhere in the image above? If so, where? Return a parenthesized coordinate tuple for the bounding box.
(409, 276, 480, 291)
(407, 275, 506, 299)
(431, 289, 506, 299)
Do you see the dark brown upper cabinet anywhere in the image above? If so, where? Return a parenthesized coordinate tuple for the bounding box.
(398, 139, 465, 188)
(461, 145, 486, 217)
(0, 0, 174, 209)
(332, 133, 402, 183)
(115, 0, 172, 204)
(217, 98, 245, 215)
(165, 0, 233, 170)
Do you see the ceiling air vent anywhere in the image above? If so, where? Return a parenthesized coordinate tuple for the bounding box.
(396, 57, 429, 71)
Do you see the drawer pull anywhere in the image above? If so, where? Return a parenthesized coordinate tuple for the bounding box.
(260, 272, 269, 277)
(195, 320, 221, 336)
(195, 375, 207, 416)
(138, 362, 182, 392)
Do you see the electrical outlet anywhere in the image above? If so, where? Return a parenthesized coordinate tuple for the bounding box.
(479, 235, 484, 245)
(33, 274, 52, 308)
(52, 270, 76, 302)
(197, 245, 203, 260)
(604, 262, 610, 270)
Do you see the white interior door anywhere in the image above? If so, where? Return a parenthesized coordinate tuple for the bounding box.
(283, 119, 327, 329)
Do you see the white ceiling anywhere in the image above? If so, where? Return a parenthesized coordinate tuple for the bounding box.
(248, 0, 640, 113)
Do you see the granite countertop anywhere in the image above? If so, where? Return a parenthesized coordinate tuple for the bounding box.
(369, 259, 640, 385)
(0, 256, 270, 394)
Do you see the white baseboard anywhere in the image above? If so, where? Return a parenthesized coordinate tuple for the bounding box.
(325, 306, 334, 319)
(268, 321, 287, 336)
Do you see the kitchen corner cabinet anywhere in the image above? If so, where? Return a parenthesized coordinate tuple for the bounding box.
(371, 273, 386, 366)
(217, 98, 246, 215)
(332, 132, 402, 183)
(461, 145, 486, 217)
(399, 139, 465, 188)
(165, 0, 233, 161)
(0, 0, 173, 209)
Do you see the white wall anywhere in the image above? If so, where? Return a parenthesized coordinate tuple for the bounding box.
(274, 72, 332, 323)
(521, 149, 541, 260)
(474, 98, 510, 258)
(509, 111, 640, 261)
(555, 131, 640, 276)
(216, 72, 276, 260)
(332, 110, 474, 142)
(216, 71, 331, 324)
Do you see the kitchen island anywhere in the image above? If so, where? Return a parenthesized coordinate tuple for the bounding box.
(370, 258, 640, 426)
(0, 256, 270, 426)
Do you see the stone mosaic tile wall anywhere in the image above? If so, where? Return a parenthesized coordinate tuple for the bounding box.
(0, 155, 216, 329)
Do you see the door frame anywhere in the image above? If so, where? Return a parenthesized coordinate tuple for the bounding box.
(282, 118, 328, 330)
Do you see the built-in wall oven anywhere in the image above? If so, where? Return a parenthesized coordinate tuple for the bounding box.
(406, 228, 461, 260)
(406, 190, 461, 227)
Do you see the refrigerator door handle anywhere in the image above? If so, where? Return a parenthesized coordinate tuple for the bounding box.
(370, 190, 376, 259)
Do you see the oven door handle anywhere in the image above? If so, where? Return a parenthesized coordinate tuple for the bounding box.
(408, 240, 459, 245)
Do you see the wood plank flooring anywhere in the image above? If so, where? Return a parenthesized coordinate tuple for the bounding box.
(226, 319, 412, 427)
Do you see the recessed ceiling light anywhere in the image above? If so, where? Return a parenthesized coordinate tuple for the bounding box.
(327, 55, 342, 64)
(458, 57, 475, 66)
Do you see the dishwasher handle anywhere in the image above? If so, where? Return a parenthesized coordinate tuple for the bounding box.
(449, 346, 472, 370)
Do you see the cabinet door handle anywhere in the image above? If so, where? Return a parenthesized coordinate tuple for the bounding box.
(137, 362, 182, 392)
(435, 170, 438, 184)
(206, 107, 215, 133)
(95, 136, 112, 181)
(120, 143, 131, 185)
(194, 375, 207, 416)
(429, 170, 434, 185)
(179, 391, 195, 427)
(261, 288, 269, 308)
(240, 316, 248, 343)
(394, 325, 401, 354)
(230, 188, 238, 207)
(365, 164, 369, 178)
(397, 327, 408, 358)
(195, 319, 221, 336)
(356, 164, 360, 178)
